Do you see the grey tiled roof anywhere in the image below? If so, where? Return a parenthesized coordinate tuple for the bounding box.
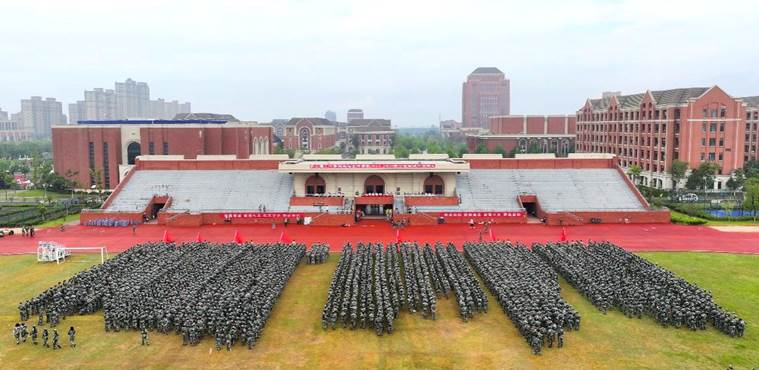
(741, 96, 759, 109)
(286, 117, 334, 126)
(588, 87, 708, 111)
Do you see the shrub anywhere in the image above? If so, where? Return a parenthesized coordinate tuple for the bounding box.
(671, 212, 707, 225)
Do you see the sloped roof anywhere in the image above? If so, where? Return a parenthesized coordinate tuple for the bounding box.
(588, 88, 708, 111)
(286, 117, 334, 126)
(741, 96, 759, 109)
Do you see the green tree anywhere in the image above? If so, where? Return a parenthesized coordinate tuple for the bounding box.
(744, 159, 759, 179)
(475, 144, 488, 154)
(494, 145, 507, 157)
(628, 164, 642, 184)
(685, 162, 720, 190)
(726, 169, 746, 191)
(394, 146, 410, 158)
(743, 177, 759, 221)
(669, 160, 688, 190)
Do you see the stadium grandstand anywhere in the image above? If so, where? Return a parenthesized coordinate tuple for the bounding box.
(81, 153, 668, 227)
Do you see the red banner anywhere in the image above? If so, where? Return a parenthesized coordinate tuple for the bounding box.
(438, 211, 525, 218)
(308, 162, 436, 170)
(220, 212, 304, 219)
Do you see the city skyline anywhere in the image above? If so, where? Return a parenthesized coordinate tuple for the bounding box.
(2, 0, 759, 126)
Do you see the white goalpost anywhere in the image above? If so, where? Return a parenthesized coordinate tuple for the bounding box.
(37, 241, 109, 264)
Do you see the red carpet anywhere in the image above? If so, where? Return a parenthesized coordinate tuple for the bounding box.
(2, 221, 758, 255)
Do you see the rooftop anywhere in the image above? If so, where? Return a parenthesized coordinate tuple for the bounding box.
(471, 67, 503, 74)
(588, 87, 709, 111)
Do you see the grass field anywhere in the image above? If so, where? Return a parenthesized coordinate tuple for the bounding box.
(671, 210, 759, 226)
(0, 252, 756, 369)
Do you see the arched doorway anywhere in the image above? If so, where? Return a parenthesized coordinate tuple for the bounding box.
(424, 175, 444, 195)
(364, 175, 385, 194)
(127, 142, 141, 165)
(305, 175, 326, 195)
(299, 128, 311, 151)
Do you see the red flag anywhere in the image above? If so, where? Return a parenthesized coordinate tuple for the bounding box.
(162, 229, 174, 243)
(395, 229, 402, 243)
(195, 232, 204, 243)
(233, 229, 244, 244)
(489, 228, 496, 241)
(560, 227, 567, 242)
(279, 231, 291, 244)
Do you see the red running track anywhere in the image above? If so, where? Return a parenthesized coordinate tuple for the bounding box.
(1, 221, 758, 255)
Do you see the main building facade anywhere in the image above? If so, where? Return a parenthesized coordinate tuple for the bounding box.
(576, 86, 759, 189)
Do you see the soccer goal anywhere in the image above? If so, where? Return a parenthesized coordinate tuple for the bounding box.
(37, 241, 108, 264)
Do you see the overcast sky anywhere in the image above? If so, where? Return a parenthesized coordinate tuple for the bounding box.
(2, 0, 758, 126)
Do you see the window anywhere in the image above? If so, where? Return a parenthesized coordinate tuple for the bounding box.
(701, 139, 706, 146)
(162, 142, 169, 155)
(710, 123, 717, 132)
(127, 142, 141, 165)
(88, 142, 95, 186)
(718, 153, 723, 161)
(719, 139, 724, 146)
(720, 123, 725, 132)
(720, 108, 726, 118)
(709, 138, 716, 146)
(148, 142, 155, 155)
(102, 142, 110, 189)
(702, 123, 707, 132)
(708, 153, 715, 161)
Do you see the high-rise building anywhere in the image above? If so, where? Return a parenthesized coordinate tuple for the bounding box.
(325, 110, 337, 122)
(115, 78, 150, 119)
(70, 79, 190, 122)
(347, 109, 364, 123)
(576, 86, 758, 190)
(0, 108, 8, 121)
(462, 67, 510, 129)
(18, 96, 66, 138)
(150, 99, 191, 120)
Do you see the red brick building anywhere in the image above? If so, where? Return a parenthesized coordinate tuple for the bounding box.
(280, 118, 337, 152)
(576, 86, 758, 189)
(52, 120, 272, 189)
(466, 115, 576, 155)
(462, 67, 510, 129)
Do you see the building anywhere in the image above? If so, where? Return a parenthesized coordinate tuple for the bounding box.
(744, 96, 759, 163)
(0, 107, 32, 142)
(149, 99, 191, 120)
(18, 97, 66, 138)
(279, 118, 338, 152)
(576, 86, 758, 189)
(84, 154, 668, 227)
(466, 115, 576, 155)
(346, 119, 395, 154)
(52, 119, 272, 189)
(347, 109, 364, 123)
(69, 79, 190, 123)
(115, 78, 150, 119)
(325, 110, 337, 122)
(462, 67, 510, 129)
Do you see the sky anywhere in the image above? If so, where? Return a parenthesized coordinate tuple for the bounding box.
(2, 0, 758, 127)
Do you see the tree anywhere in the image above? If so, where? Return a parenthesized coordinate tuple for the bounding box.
(743, 177, 759, 221)
(669, 160, 688, 190)
(720, 200, 736, 219)
(744, 159, 759, 179)
(726, 169, 746, 191)
(394, 146, 410, 158)
(475, 144, 488, 154)
(628, 164, 642, 184)
(494, 145, 507, 157)
(685, 162, 720, 190)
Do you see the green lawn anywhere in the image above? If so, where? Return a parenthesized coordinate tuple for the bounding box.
(670, 210, 759, 226)
(11, 190, 68, 199)
(0, 252, 756, 369)
(36, 214, 80, 228)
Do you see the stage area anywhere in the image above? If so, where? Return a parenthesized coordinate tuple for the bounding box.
(1, 222, 758, 255)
